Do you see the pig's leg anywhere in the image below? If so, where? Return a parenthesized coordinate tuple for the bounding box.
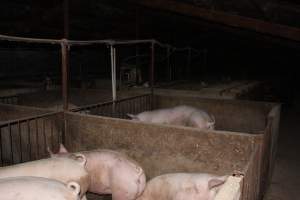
(81, 195, 88, 200)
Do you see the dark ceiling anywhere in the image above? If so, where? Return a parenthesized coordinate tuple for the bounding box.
(0, 0, 300, 49)
(184, 0, 300, 27)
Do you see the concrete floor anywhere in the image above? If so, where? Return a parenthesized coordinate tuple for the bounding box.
(264, 99, 300, 199)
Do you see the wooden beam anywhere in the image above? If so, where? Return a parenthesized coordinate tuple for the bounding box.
(132, 0, 300, 42)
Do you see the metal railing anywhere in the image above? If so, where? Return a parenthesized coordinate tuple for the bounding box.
(72, 94, 153, 119)
(0, 95, 18, 104)
(0, 112, 63, 166)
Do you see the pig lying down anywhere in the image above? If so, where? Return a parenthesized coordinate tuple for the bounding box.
(137, 173, 228, 200)
(0, 154, 90, 198)
(49, 144, 146, 200)
(128, 105, 215, 130)
(0, 177, 81, 200)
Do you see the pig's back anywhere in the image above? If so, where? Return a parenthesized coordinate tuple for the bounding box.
(0, 157, 89, 194)
(0, 177, 79, 200)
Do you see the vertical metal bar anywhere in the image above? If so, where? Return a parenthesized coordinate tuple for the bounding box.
(58, 120, 61, 146)
(61, 41, 69, 111)
(110, 45, 116, 102)
(114, 48, 117, 102)
(18, 121, 22, 162)
(42, 119, 47, 154)
(110, 45, 117, 116)
(0, 128, 3, 166)
(150, 42, 155, 109)
(63, 114, 67, 146)
(150, 42, 155, 94)
(135, 7, 140, 85)
(8, 124, 13, 164)
(35, 119, 39, 159)
(144, 95, 146, 111)
(50, 121, 54, 150)
(63, 0, 69, 39)
(27, 120, 31, 160)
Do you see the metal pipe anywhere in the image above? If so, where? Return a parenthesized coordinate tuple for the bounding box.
(61, 40, 69, 111)
(110, 45, 117, 116)
(0, 34, 178, 47)
(0, 34, 156, 46)
(110, 45, 117, 102)
(0, 33, 202, 55)
(150, 42, 155, 94)
(150, 42, 155, 110)
(113, 47, 117, 101)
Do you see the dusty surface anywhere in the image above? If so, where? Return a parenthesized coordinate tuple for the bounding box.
(264, 99, 300, 200)
(0, 80, 262, 110)
(0, 104, 50, 123)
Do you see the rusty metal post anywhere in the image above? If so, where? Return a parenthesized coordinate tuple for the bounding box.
(135, 6, 140, 85)
(150, 42, 155, 109)
(61, 40, 69, 111)
(110, 45, 117, 115)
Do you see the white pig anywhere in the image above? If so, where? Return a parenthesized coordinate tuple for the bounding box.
(137, 173, 227, 200)
(127, 105, 215, 130)
(49, 144, 146, 200)
(0, 177, 82, 200)
(0, 154, 90, 197)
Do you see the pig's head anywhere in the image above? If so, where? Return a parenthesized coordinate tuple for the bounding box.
(111, 153, 146, 200)
(181, 175, 227, 200)
(207, 115, 215, 130)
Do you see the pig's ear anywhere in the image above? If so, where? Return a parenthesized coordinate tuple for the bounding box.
(67, 181, 81, 196)
(127, 113, 139, 120)
(208, 176, 228, 191)
(59, 143, 69, 153)
(73, 153, 87, 167)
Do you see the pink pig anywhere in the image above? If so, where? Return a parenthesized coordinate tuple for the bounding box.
(0, 154, 90, 198)
(0, 177, 82, 200)
(49, 144, 146, 200)
(128, 105, 215, 130)
(137, 173, 227, 200)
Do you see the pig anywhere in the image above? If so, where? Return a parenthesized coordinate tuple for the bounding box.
(48, 144, 146, 200)
(0, 177, 82, 200)
(127, 105, 215, 130)
(0, 154, 90, 197)
(136, 173, 228, 200)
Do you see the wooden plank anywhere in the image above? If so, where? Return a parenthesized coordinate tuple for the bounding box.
(133, 0, 300, 41)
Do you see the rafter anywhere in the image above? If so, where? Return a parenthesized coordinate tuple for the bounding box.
(131, 0, 300, 41)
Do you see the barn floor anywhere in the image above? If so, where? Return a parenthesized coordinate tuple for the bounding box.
(264, 97, 300, 199)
